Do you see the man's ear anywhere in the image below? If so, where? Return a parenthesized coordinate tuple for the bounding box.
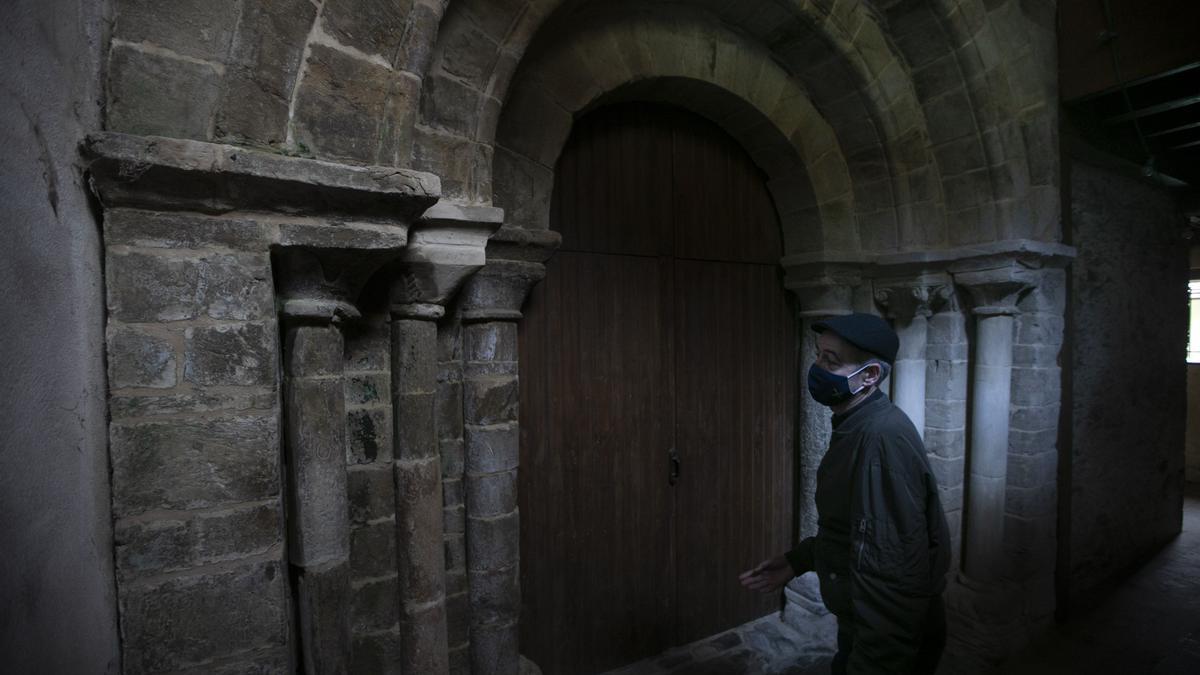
(861, 362, 883, 387)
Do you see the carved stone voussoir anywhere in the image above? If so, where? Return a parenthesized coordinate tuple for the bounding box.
(783, 262, 863, 318)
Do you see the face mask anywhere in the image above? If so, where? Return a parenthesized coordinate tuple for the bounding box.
(807, 362, 872, 407)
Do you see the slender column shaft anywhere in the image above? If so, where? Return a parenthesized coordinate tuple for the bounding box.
(964, 312, 1016, 581)
(391, 310, 450, 674)
(892, 314, 929, 438)
(282, 320, 353, 675)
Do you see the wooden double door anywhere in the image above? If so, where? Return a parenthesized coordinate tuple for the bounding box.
(518, 103, 798, 674)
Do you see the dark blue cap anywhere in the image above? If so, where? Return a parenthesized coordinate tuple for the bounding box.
(812, 313, 899, 364)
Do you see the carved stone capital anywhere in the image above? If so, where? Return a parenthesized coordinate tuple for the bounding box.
(388, 203, 505, 319)
(458, 226, 562, 322)
(874, 273, 953, 321)
(783, 262, 863, 318)
(952, 262, 1036, 317)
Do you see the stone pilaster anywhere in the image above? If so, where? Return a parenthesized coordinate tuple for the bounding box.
(387, 203, 502, 675)
(84, 131, 438, 674)
(459, 227, 560, 675)
(874, 274, 952, 439)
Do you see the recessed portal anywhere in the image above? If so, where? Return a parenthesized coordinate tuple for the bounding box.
(518, 102, 798, 674)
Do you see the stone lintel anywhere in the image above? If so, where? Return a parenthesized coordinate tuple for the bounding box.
(388, 202, 506, 313)
(873, 273, 954, 321)
(83, 132, 439, 220)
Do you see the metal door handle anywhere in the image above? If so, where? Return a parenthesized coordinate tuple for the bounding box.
(668, 448, 681, 486)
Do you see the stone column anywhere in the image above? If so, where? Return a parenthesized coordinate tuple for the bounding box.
(875, 275, 952, 438)
(387, 204, 502, 675)
(274, 238, 411, 675)
(458, 228, 559, 675)
(953, 264, 1033, 583)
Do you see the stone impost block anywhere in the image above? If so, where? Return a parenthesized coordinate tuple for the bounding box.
(110, 414, 279, 516)
(464, 376, 519, 426)
(394, 457, 447, 603)
(347, 407, 393, 464)
(107, 250, 273, 323)
(352, 576, 400, 634)
(106, 209, 273, 251)
(284, 375, 351, 567)
(466, 470, 518, 519)
(782, 263, 862, 317)
(347, 466, 396, 526)
(119, 558, 287, 674)
(108, 325, 177, 389)
(464, 425, 519, 475)
(388, 204, 503, 308)
(399, 599, 451, 674)
(352, 629, 404, 675)
(294, 561, 353, 674)
(351, 521, 399, 579)
(468, 565, 520, 627)
(114, 502, 281, 579)
(185, 322, 277, 387)
(466, 511, 519, 572)
(85, 132, 439, 218)
(470, 621, 520, 675)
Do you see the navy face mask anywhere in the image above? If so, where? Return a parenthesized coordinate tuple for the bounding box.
(807, 362, 872, 407)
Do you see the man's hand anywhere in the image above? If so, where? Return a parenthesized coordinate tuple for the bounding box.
(739, 555, 794, 594)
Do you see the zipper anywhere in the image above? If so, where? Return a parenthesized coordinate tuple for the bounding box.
(856, 519, 867, 569)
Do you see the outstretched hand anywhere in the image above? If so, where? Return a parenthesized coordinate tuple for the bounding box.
(738, 555, 794, 594)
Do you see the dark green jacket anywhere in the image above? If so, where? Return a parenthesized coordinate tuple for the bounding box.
(786, 391, 950, 674)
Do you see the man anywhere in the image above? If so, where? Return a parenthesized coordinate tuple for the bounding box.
(740, 313, 951, 675)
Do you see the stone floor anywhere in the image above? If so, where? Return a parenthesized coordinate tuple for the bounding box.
(602, 482, 1200, 675)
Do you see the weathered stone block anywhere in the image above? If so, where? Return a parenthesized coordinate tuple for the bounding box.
(445, 588, 471, 647)
(938, 484, 964, 512)
(322, 0, 413, 65)
(108, 326, 177, 389)
(1011, 366, 1061, 407)
(466, 470, 517, 518)
(444, 532, 467, 571)
(295, 561, 353, 673)
(1004, 482, 1056, 518)
(1012, 343, 1062, 368)
(120, 558, 287, 674)
(353, 576, 401, 634)
(185, 323, 277, 387)
(438, 318, 463, 362)
(114, 502, 281, 579)
(106, 44, 222, 140)
(106, 209, 271, 250)
(928, 454, 965, 488)
(444, 503, 466, 535)
(926, 359, 968, 399)
(1009, 427, 1058, 458)
(214, 69, 291, 146)
(348, 465, 395, 525)
(1007, 450, 1058, 490)
(352, 629, 403, 675)
(348, 407, 393, 464)
(464, 376, 519, 426)
(285, 324, 342, 377)
(470, 621, 520, 675)
(352, 521, 398, 579)
(464, 425, 519, 475)
(437, 10, 499, 88)
(291, 45, 418, 164)
(449, 642, 471, 675)
(466, 510, 519, 572)
(345, 317, 391, 372)
(441, 438, 466, 479)
(1011, 403, 1060, 433)
(392, 319, 438, 391)
(465, 320, 518, 363)
(438, 380, 464, 440)
(443, 477, 464, 508)
(421, 73, 483, 137)
(1016, 312, 1064, 346)
(927, 311, 967, 344)
(111, 388, 277, 420)
(107, 251, 273, 322)
(114, 0, 240, 61)
(110, 414, 279, 516)
(396, 392, 437, 459)
(346, 373, 391, 406)
(446, 569, 468, 599)
(397, 0, 440, 76)
(468, 565, 520, 627)
(172, 647, 290, 675)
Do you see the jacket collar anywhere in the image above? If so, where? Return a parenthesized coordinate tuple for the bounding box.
(831, 389, 887, 431)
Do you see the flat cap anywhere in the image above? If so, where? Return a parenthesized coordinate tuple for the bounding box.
(812, 313, 899, 364)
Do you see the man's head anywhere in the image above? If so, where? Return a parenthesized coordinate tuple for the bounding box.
(808, 313, 898, 409)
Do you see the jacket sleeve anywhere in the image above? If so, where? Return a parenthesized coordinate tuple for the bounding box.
(784, 537, 815, 576)
(845, 433, 935, 675)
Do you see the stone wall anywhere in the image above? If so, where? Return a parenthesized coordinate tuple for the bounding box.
(1067, 159, 1188, 603)
(0, 0, 120, 672)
